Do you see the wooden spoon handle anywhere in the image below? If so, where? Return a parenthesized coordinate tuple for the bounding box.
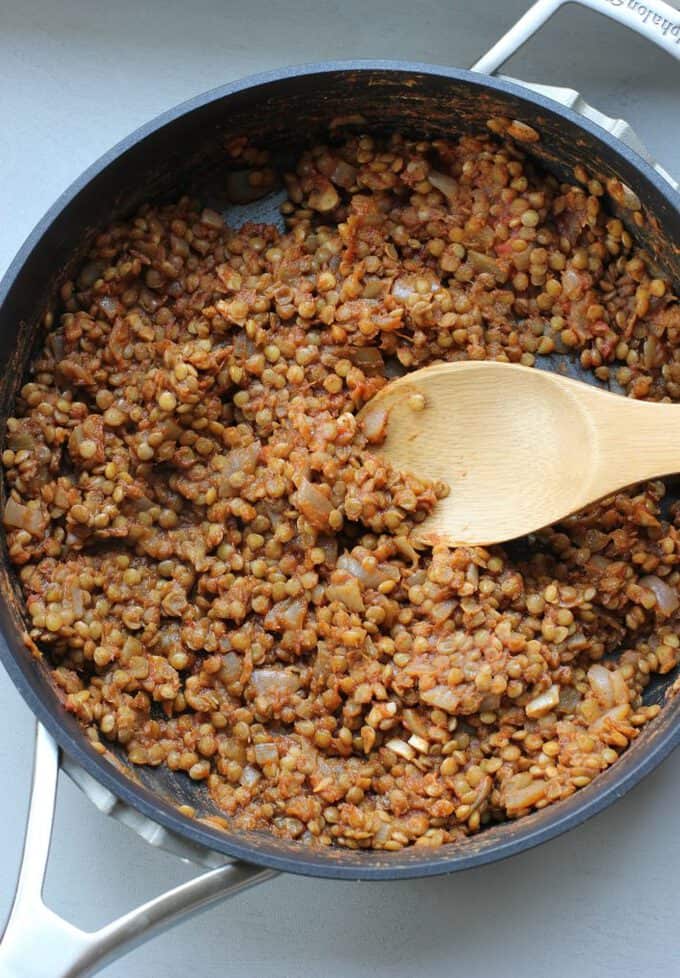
(553, 378, 680, 502)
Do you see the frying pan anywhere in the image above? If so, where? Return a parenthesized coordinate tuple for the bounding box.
(0, 1, 679, 975)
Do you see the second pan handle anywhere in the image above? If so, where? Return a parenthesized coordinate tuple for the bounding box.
(0, 724, 276, 978)
(472, 0, 680, 74)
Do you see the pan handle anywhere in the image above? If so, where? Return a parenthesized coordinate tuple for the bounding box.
(472, 0, 680, 73)
(0, 724, 276, 978)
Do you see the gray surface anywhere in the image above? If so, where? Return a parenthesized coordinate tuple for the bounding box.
(0, 1, 679, 975)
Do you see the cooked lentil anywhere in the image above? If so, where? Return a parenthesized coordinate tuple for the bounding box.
(3, 131, 680, 851)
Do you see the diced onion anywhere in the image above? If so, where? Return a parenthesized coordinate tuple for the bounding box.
(327, 577, 365, 613)
(240, 765, 262, 787)
(392, 278, 417, 300)
(295, 478, 333, 528)
(590, 703, 630, 734)
(640, 575, 679, 616)
(386, 738, 415, 761)
(337, 551, 400, 588)
(428, 170, 458, 202)
(221, 651, 242, 684)
(421, 685, 460, 714)
(588, 663, 614, 708)
(525, 685, 559, 718)
(98, 295, 120, 320)
(360, 404, 389, 444)
(250, 668, 301, 698)
(347, 346, 384, 374)
(504, 778, 547, 814)
(468, 250, 503, 278)
(221, 442, 261, 479)
(69, 586, 84, 618)
(3, 497, 44, 536)
(254, 742, 279, 765)
(562, 267, 585, 299)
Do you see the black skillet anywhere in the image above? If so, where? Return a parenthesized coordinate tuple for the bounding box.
(0, 1, 678, 975)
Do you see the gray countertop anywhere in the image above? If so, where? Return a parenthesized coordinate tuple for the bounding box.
(1, 1, 678, 976)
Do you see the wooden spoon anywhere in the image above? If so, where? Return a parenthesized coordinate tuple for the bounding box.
(360, 360, 679, 547)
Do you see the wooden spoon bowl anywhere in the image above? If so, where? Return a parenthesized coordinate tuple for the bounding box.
(361, 361, 679, 546)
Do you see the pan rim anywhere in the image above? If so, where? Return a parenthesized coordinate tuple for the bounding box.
(1, 59, 679, 881)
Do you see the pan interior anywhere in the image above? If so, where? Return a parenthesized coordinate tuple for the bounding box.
(1, 65, 679, 878)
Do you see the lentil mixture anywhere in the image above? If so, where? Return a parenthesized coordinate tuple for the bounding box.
(4, 129, 680, 851)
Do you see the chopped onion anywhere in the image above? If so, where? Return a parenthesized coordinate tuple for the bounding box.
(337, 550, 400, 588)
(607, 178, 641, 211)
(240, 765, 262, 787)
(639, 575, 679, 616)
(468, 250, 503, 279)
(360, 404, 389, 444)
(263, 598, 308, 632)
(316, 535, 338, 565)
(609, 669, 630, 706)
(254, 742, 279, 766)
(363, 280, 384, 300)
(421, 685, 460, 714)
(346, 346, 384, 375)
(558, 685, 582, 713)
(68, 586, 84, 618)
(588, 663, 615, 708)
(374, 821, 392, 843)
(295, 478, 333, 529)
(504, 778, 547, 814)
(200, 208, 225, 229)
(643, 335, 659, 370)
(525, 685, 559, 718)
(52, 484, 72, 509)
(431, 600, 455, 624)
(566, 631, 588, 651)
(386, 738, 415, 761)
(428, 170, 458, 202)
(232, 332, 256, 357)
(250, 668, 301, 697)
(327, 577, 365, 613)
(590, 703, 630, 734)
(220, 651, 242, 684)
(221, 442, 261, 479)
(479, 693, 501, 713)
(48, 331, 65, 361)
(312, 642, 332, 680)
(392, 278, 417, 300)
(562, 267, 585, 299)
(393, 536, 419, 565)
(3, 497, 44, 536)
(392, 276, 440, 300)
(308, 180, 340, 213)
(3, 497, 28, 530)
(402, 708, 429, 738)
(98, 295, 120, 321)
(273, 816, 304, 837)
(407, 734, 429, 754)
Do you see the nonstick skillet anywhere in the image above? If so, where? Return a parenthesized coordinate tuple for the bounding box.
(0, 1, 678, 975)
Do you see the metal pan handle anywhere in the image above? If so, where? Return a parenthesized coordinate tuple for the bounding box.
(473, 0, 680, 74)
(0, 724, 275, 978)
